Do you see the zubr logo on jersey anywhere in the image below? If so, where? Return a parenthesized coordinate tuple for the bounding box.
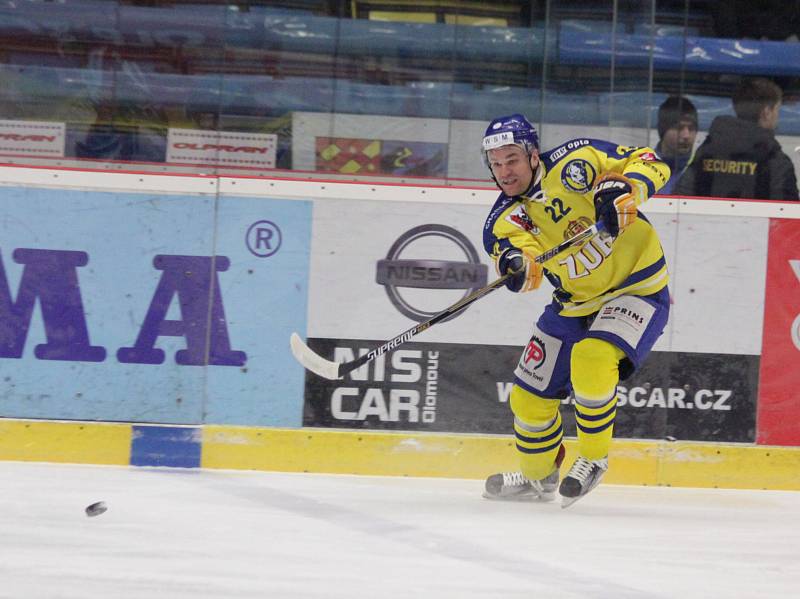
(375, 224, 488, 322)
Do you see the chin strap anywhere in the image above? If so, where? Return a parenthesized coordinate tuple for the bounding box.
(524, 164, 547, 203)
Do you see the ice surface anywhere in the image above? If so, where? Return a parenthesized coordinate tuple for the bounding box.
(1, 461, 798, 599)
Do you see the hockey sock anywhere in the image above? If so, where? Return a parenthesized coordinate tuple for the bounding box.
(514, 412, 564, 481)
(510, 385, 563, 481)
(571, 337, 625, 460)
(574, 396, 617, 460)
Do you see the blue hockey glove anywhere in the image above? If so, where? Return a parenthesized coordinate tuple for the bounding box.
(497, 248, 543, 293)
(592, 172, 647, 236)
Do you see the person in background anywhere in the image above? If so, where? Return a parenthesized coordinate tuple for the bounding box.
(675, 78, 799, 201)
(655, 96, 698, 195)
(479, 114, 671, 508)
(75, 100, 139, 161)
(75, 99, 166, 163)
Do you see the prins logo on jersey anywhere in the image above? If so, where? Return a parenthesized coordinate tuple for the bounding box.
(523, 335, 547, 370)
(375, 224, 488, 322)
(561, 159, 596, 193)
(638, 151, 659, 162)
(505, 204, 540, 234)
(599, 305, 645, 325)
(0, 249, 246, 366)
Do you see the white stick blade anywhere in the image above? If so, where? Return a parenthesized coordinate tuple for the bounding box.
(289, 333, 341, 380)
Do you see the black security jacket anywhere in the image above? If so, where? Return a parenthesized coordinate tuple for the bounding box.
(674, 115, 799, 201)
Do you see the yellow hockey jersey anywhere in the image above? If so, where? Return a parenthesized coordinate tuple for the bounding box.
(483, 138, 670, 317)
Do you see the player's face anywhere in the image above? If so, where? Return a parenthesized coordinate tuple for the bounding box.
(487, 145, 538, 196)
(661, 118, 697, 156)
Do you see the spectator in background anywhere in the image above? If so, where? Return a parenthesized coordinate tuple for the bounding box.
(655, 96, 698, 194)
(675, 78, 799, 201)
(189, 110, 219, 131)
(75, 100, 139, 160)
(76, 99, 169, 162)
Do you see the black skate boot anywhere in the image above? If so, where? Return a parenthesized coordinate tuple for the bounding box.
(559, 456, 608, 509)
(483, 444, 565, 502)
(483, 469, 560, 502)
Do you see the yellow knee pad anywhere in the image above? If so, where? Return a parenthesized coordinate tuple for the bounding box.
(570, 337, 626, 402)
(509, 385, 560, 424)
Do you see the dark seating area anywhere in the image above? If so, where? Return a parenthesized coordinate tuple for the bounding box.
(0, 0, 798, 171)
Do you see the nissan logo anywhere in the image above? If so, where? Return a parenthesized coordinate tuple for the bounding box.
(376, 224, 488, 322)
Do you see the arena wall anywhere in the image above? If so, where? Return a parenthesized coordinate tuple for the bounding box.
(0, 165, 798, 489)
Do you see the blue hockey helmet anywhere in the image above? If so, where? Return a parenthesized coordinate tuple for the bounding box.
(481, 114, 539, 167)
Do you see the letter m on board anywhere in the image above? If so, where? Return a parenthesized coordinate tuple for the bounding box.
(0, 248, 106, 361)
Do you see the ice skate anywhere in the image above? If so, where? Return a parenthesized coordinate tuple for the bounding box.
(483, 444, 564, 502)
(483, 469, 560, 502)
(559, 456, 608, 509)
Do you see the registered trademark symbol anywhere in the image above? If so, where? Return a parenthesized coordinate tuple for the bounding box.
(246, 220, 282, 257)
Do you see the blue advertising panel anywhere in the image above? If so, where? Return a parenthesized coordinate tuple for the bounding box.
(0, 186, 310, 426)
(205, 194, 311, 426)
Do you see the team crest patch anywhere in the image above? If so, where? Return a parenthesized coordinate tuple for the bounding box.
(564, 216, 593, 240)
(561, 159, 596, 193)
(505, 204, 540, 234)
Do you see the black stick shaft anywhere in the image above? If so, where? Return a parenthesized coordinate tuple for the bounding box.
(337, 271, 514, 377)
(334, 222, 605, 378)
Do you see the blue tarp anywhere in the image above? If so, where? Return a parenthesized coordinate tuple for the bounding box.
(0, 2, 549, 62)
(2, 2, 798, 75)
(3, 2, 800, 132)
(558, 30, 800, 76)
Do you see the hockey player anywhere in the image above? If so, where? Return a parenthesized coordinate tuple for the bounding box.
(480, 114, 671, 507)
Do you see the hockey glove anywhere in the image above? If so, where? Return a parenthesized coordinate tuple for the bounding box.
(497, 247, 544, 293)
(592, 172, 648, 237)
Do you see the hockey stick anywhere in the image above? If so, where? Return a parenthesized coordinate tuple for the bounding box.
(290, 221, 605, 380)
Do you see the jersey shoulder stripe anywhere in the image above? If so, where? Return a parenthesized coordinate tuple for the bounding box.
(483, 192, 516, 254)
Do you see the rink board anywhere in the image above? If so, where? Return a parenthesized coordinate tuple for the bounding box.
(0, 167, 799, 485)
(1, 419, 798, 491)
(0, 166, 798, 445)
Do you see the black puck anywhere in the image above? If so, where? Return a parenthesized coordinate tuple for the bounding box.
(85, 501, 108, 517)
